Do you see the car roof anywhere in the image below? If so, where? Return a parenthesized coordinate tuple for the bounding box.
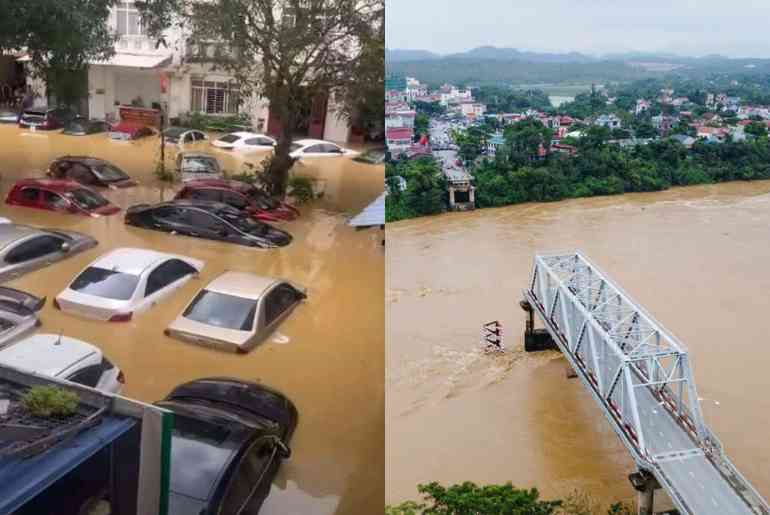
(184, 179, 249, 192)
(90, 247, 183, 276)
(223, 131, 262, 139)
(293, 138, 329, 146)
(205, 272, 280, 300)
(0, 224, 46, 250)
(52, 156, 108, 166)
(166, 199, 240, 214)
(178, 151, 217, 159)
(0, 334, 100, 377)
(14, 178, 84, 192)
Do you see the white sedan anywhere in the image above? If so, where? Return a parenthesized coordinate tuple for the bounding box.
(54, 247, 204, 322)
(289, 139, 358, 158)
(0, 333, 124, 393)
(211, 132, 277, 150)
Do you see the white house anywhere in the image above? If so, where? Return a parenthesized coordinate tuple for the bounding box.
(594, 114, 621, 129)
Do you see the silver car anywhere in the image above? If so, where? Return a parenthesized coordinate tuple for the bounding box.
(0, 287, 45, 350)
(175, 151, 224, 182)
(165, 271, 306, 353)
(0, 224, 97, 282)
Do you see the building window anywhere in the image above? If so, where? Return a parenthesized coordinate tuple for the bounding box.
(116, 2, 143, 36)
(191, 79, 240, 114)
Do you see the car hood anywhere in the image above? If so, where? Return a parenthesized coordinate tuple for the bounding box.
(103, 178, 137, 189)
(167, 316, 253, 350)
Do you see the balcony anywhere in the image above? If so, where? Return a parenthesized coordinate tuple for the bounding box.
(183, 40, 238, 64)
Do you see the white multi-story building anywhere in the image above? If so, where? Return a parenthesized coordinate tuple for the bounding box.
(28, 1, 353, 142)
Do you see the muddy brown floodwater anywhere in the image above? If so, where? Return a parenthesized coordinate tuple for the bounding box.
(0, 125, 384, 514)
(387, 182, 770, 509)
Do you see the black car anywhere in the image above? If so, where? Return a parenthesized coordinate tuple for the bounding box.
(125, 200, 293, 248)
(47, 156, 137, 188)
(62, 118, 111, 136)
(156, 378, 297, 515)
(18, 106, 77, 130)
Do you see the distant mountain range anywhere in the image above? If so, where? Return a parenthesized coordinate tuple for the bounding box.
(385, 46, 737, 64)
(386, 46, 596, 63)
(384, 46, 770, 86)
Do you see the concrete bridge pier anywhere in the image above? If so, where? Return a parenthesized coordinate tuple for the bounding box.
(629, 470, 660, 515)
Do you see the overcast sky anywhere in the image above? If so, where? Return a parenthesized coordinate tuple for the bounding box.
(386, 0, 770, 58)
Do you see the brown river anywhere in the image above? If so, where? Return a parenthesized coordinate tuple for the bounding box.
(387, 182, 770, 509)
(0, 125, 384, 514)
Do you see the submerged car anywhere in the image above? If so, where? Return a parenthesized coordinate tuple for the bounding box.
(6, 179, 121, 217)
(47, 156, 137, 188)
(163, 127, 208, 146)
(0, 333, 124, 393)
(289, 139, 357, 159)
(157, 378, 297, 515)
(125, 200, 292, 248)
(62, 118, 111, 136)
(0, 287, 45, 350)
(175, 151, 224, 183)
(0, 109, 18, 124)
(175, 179, 299, 222)
(166, 272, 306, 353)
(54, 247, 204, 322)
(18, 106, 77, 130)
(0, 224, 97, 282)
(353, 146, 386, 165)
(211, 132, 277, 151)
(109, 121, 155, 140)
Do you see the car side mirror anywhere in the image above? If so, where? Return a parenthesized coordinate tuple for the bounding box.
(60, 242, 71, 253)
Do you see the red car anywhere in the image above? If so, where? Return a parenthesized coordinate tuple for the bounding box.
(6, 179, 121, 217)
(175, 179, 299, 222)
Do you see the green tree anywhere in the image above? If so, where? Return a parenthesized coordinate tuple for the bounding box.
(0, 0, 117, 107)
(385, 158, 446, 221)
(138, 0, 383, 195)
(415, 113, 430, 137)
(745, 121, 768, 138)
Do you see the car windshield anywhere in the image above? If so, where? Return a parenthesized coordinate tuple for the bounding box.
(168, 410, 234, 501)
(218, 134, 240, 143)
(67, 188, 109, 210)
(70, 267, 139, 300)
(218, 210, 269, 235)
(165, 128, 186, 138)
(182, 157, 218, 172)
(93, 163, 129, 182)
(289, 143, 304, 152)
(183, 290, 257, 331)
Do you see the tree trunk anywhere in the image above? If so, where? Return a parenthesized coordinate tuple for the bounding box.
(265, 100, 296, 197)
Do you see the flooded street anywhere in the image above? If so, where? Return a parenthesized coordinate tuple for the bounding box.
(387, 182, 770, 507)
(0, 125, 384, 514)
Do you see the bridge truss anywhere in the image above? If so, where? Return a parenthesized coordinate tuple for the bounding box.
(523, 251, 769, 515)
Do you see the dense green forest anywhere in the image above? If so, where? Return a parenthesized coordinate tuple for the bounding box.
(386, 53, 770, 89)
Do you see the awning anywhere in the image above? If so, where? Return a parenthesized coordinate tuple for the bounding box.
(91, 53, 172, 69)
(349, 192, 385, 228)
